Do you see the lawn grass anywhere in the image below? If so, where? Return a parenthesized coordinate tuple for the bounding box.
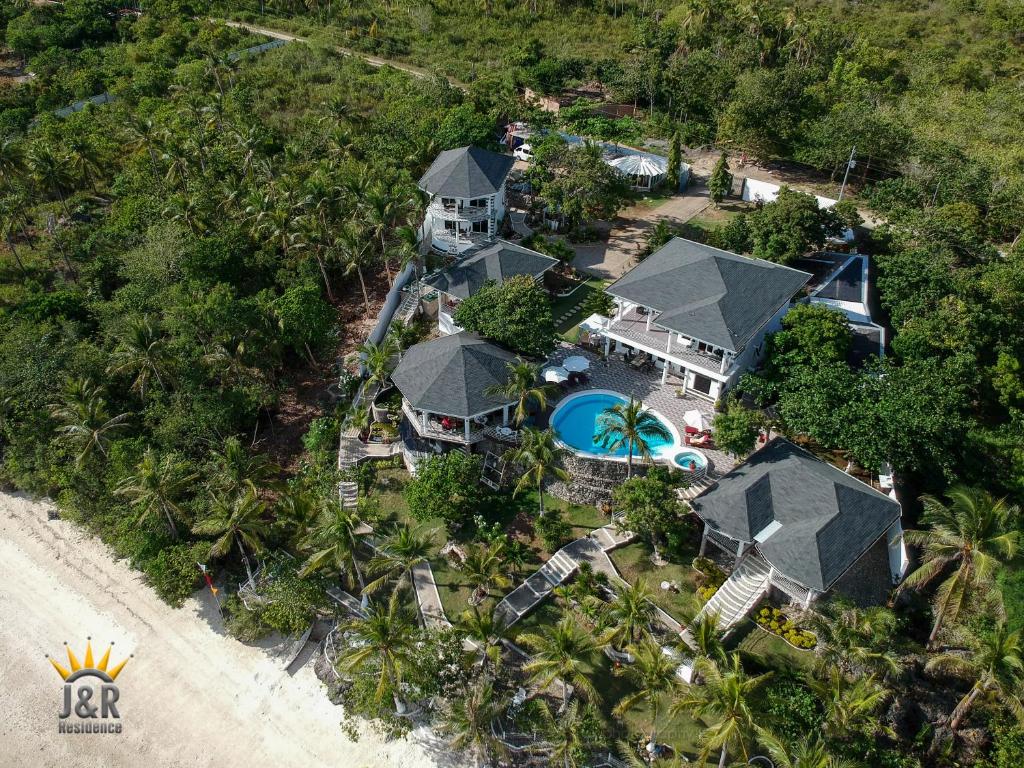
(610, 542, 703, 623)
(732, 618, 816, 674)
(551, 277, 607, 342)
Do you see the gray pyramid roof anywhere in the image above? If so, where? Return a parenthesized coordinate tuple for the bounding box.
(391, 332, 517, 418)
(690, 438, 901, 591)
(423, 240, 558, 300)
(606, 238, 811, 351)
(418, 146, 514, 198)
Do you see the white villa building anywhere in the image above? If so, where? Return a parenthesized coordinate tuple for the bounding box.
(596, 238, 811, 401)
(422, 240, 559, 335)
(418, 146, 514, 255)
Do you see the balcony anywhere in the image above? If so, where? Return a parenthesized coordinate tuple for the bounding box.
(607, 308, 732, 375)
(427, 199, 492, 223)
(401, 399, 487, 445)
(431, 227, 491, 254)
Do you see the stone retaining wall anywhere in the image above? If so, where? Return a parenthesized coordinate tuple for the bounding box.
(547, 453, 651, 506)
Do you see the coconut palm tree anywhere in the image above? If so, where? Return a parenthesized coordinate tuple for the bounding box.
(359, 335, 400, 392)
(613, 639, 679, 753)
(809, 667, 890, 743)
(670, 653, 772, 768)
(926, 621, 1024, 731)
(25, 143, 74, 215)
(298, 500, 368, 590)
(364, 523, 432, 595)
(115, 449, 197, 539)
(484, 359, 556, 426)
(533, 697, 602, 768)
(336, 596, 420, 714)
(520, 616, 599, 708)
(508, 427, 570, 515)
(50, 378, 131, 467)
(804, 602, 902, 679)
(596, 397, 671, 478)
(107, 315, 174, 399)
(209, 436, 280, 497)
(363, 182, 400, 285)
(457, 606, 511, 678)
(336, 220, 376, 313)
(192, 487, 269, 582)
(462, 541, 512, 603)
(753, 727, 862, 768)
(0, 194, 28, 275)
(685, 610, 727, 666)
(599, 578, 657, 650)
(439, 679, 505, 768)
(899, 486, 1020, 648)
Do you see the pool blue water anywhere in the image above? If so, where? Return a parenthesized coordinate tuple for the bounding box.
(551, 393, 674, 457)
(673, 450, 708, 469)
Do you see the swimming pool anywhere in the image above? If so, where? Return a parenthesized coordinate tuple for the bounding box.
(550, 390, 678, 460)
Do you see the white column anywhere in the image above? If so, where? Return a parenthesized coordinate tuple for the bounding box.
(421, 411, 428, 431)
(603, 333, 611, 356)
(645, 310, 652, 332)
(464, 419, 471, 442)
(661, 332, 672, 385)
(720, 352, 730, 375)
(502, 404, 510, 425)
(616, 301, 624, 321)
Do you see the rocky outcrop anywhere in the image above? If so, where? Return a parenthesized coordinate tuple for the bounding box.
(547, 453, 651, 505)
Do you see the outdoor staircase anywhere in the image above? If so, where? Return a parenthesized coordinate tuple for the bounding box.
(681, 555, 771, 648)
(395, 289, 420, 325)
(675, 473, 715, 500)
(495, 550, 577, 625)
(338, 481, 359, 510)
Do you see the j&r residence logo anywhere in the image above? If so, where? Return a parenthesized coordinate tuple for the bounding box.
(46, 637, 131, 734)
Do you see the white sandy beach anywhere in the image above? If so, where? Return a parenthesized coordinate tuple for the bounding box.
(0, 491, 460, 768)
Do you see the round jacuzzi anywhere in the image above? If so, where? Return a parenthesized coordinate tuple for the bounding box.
(670, 449, 708, 473)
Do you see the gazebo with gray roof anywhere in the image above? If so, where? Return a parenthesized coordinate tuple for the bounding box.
(391, 332, 518, 445)
(691, 437, 904, 605)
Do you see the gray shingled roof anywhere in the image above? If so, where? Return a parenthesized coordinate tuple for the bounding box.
(391, 332, 517, 418)
(423, 241, 559, 300)
(690, 438, 901, 591)
(606, 238, 811, 352)
(418, 146, 515, 199)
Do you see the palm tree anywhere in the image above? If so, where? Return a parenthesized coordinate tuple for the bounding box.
(50, 378, 131, 467)
(462, 541, 513, 603)
(209, 436, 280, 496)
(596, 397, 671, 478)
(804, 602, 901, 679)
(508, 427, 570, 515)
(808, 667, 890, 743)
(365, 523, 432, 594)
(364, 183, 400, 285)
(457, 606, 511, 678)
(484, 359, 556, 425)
(107, 316, 174, 399)
(533, 698, 602, 768)
(926, 621, 1024, 731)
(685, 611, 727, 666)
(336, 221, 376, 313)
(670, 653, 772, 768)
(192, 487, 269, 582)
(613, 640, 678, 752)
(359, 335, 399, 392)
(520, 615, 599, 708)
(754, 728, 862, 768)
(115, 449, 197, 539)
(899, 486, 1019, 648)
(439, 679, 504, 768)
(599, 578, 657, 650)
(0, 194, 28, 275)
(336, 596, 420, 714)
(25, 143, 74, 215)
(298, 500, 368, 590)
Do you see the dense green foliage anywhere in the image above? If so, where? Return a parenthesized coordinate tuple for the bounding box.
(404, 451, 485, 532)
(452, 274, 557, 356)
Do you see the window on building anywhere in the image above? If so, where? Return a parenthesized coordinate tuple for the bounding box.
(443, 220, 456, 231)
(471, 220, 488, 233)
(692, 374, 714, 395)
(469, 197, 488, 208)
(440, 197, 456, 208)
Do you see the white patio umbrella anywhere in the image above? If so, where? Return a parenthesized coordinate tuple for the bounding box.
(542, 366, 569, 383)
(579, 313, 609, 333)
(684, 409, 711, 431)
(562, 355, 590, 372)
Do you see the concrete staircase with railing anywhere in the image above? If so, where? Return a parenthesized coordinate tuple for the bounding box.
(681, 555, 771, 648)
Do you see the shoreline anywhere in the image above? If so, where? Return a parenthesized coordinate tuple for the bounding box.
(0, 490, 459, 768)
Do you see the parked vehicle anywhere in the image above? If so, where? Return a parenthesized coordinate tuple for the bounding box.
(513, 144, 534, 162)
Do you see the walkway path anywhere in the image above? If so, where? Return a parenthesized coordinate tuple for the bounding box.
(217, 20, 468, 91)
(573, 183, 711, 279)
(411, 561, 451, 629)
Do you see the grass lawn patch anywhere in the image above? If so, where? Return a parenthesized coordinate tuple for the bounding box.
(551, 277, 607, 342)
(609, 542, 702, 622)
(732, 618, 815, 674)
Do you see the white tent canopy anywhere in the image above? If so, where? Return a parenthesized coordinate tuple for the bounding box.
(562, 356, 590, 372)
(608, 154, 668, 190)
(543, 366, 569, 383)
(579, 313, 609, 334)
(684, 409, 711, 432)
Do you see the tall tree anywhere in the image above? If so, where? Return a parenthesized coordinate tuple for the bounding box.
(707, 152, 733, 205)
(926, 622, 1024, 731)
(611, 472, 685, 561)
(115, 449, 197, 540)
(107, 315, 174, 399)
(899, 486, 1019, 648)
(520, 616, 599, 707)
(666, 131, 683, 192)
(462, 541, 513, 603)
(484, 359, 556, 425)
(508, 427, 570, 515)
(365, 523, 432, 594)
(50, 378, 131, 467)
(298, 500, 368, 591)
(595, 397, 671, 478)
(440, 679, 504, 768)
(613, 639, 678, 752)
(193, 487, 269, 582)
(600, 578, 657, 650)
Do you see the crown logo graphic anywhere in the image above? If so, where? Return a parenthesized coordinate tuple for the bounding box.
(46, 638, 130, 682)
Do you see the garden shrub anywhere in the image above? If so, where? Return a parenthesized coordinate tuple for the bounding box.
(143, 541, 208, 608)
(536, 509, 572, 552)
(756, 606, 817, 648)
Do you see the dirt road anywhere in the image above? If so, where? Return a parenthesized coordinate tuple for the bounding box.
(0, 492, 456, 768)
